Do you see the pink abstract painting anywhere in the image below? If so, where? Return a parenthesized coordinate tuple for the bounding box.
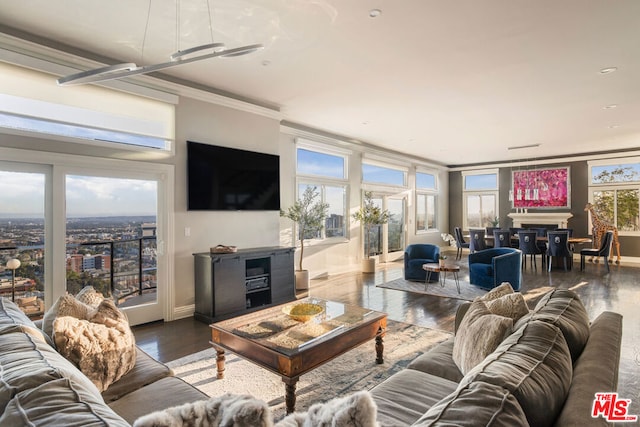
(512, 167, 570, 208)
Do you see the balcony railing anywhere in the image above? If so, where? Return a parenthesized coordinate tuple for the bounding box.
(1, 236, 158, 315)
(68, 236, 157, 305)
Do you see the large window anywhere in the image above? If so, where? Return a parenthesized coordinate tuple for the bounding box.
(416, 171, 437, 232)
(296, 144, 348, 239)
(462, 169, 499, 229)
(0, 63, 175, 153)
(362, 161, 406, 186)
(589, 160, 640, 234)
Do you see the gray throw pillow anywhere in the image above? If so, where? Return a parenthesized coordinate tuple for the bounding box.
(485, 293, 529, 321)
(453, 300, 513, 374)
(477, 282, 514, 302)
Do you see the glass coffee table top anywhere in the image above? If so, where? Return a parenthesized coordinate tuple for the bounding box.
(211, 298, 384, 356)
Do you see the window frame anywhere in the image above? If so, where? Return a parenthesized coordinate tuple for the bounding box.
(415, 171, 438, 233)
(295, 142, 350, 244)
(462, 169, 499, 231)
(362, 159, 408, 187)
(588, 159, 640, 236)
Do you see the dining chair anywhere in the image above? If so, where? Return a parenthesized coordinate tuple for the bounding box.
(454, 227, 470, 260)
(508, 227, 523, 248)
(469, 229, 487, 253)
(485, 227, 499, 247)
(518, 230, 542, 270)
(580, 231, 614, 272)
(546, 231, 573, 272)
(492, 230, 512, 248)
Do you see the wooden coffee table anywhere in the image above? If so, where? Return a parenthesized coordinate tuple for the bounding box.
(209, 298, 387, 414)
(422, 263, 461, 294)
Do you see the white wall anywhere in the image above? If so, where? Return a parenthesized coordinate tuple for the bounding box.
(172, 98, 282, 309)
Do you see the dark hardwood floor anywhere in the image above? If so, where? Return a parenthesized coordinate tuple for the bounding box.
(133, 249, 639, 404)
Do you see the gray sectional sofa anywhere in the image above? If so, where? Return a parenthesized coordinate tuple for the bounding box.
(0, 297, 208, 426)
(370, 288, 623, 426)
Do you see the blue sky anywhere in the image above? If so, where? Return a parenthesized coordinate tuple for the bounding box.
(0, 171, 156, 217)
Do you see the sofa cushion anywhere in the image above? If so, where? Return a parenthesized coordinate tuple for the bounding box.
(0, 297, 49, 345)
(453, 300, 513, 374)
(514, 288, 589, 361)
(0, 377, 128, 426)
(412, 381, 530, 426)
(54, 299, 137, 392)
(555, 311, 623, 427)
(370, 369, 458, 427)
(0, 330, 103, 414)
(108, 376, 209, 424)
(407, 337, 464, 383)
(102, 347, 171, 403)
(460, 320, 572, 427)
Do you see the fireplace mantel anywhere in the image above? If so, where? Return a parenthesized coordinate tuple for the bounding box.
(508, 212, 573, 228)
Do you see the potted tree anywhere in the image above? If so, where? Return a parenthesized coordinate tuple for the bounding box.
(281, 186, 329, 290)
(352, 191, 391, 273)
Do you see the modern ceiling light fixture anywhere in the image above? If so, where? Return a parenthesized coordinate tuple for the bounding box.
(57, 0, 263, 86)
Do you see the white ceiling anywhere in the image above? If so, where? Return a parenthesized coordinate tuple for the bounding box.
(1, 0, 640, 166)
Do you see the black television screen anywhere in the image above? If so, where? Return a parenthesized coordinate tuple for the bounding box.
(187, 141, 280, 211)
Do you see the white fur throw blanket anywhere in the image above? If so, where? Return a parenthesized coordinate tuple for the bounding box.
(133, 391, 379, 427)
(133, 393, 273, 427)
(53, 298, 136, 391)
(275, 391, 379, 427)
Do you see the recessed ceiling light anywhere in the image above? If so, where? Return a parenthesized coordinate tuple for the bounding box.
(362, 121, 369, 125)
(369, 9, 382, 18)
(262, 60, 271, 67)
(608, 124, 620, 129)
(599, 67, 618, 74)
(603, 104, 618, 109)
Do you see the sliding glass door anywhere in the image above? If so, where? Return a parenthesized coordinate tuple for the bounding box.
(367, 193, 407, 262)
(0, 151, 171, 325)
(65, 174, 159, 315)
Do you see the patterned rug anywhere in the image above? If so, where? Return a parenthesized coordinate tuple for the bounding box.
(377, 276, 488, 301)
(166, 320, 451, 420)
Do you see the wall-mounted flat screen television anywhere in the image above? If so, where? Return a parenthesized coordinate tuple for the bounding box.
(187, 141, 280, 211)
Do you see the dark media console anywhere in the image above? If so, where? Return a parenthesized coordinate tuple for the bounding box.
(193, 246, 295, 324)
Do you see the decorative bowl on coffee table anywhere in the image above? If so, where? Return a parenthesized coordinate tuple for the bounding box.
(282, 303, 324, 322)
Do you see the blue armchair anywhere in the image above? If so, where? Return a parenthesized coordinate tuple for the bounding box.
(468, 248, 522, 290)
(404, 244, 440, 281)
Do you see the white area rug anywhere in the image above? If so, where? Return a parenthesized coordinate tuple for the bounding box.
(378, 277, 488, 301)
(167, 320, 451, 420)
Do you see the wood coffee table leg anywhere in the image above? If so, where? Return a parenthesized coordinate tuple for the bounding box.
(375, 325, 385, 364)
(282, 377, 299, 414)
(215, 348, 225, 379)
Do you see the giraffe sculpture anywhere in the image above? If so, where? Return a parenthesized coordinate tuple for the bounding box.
(584, 203, 621, 264)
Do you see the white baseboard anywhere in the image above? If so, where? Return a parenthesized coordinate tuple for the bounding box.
(173, 304, 195, 320)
